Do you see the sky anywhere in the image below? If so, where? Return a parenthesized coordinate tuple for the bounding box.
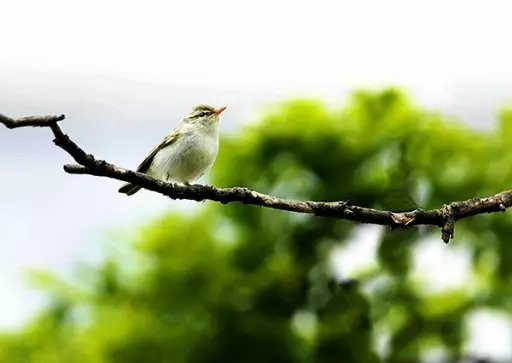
(2, 0, 512, 117)
(1, 0, 512, 359)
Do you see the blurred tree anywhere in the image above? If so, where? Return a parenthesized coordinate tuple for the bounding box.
(1, 89, 510, 363)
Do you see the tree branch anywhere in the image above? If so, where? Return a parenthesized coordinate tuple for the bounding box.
(0, 113, 65, 128)
(2, 112, 510, 243)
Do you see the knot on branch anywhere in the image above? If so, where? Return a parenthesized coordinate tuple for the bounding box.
(496, 196, 507, 212)
(389, 211, 415, 227)
(441, 204, 456, 243)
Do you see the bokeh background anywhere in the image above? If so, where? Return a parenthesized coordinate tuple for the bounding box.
(1, 1, 512, 362)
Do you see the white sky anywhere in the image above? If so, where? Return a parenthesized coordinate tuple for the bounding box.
(2, 0, 512, 96)
(2, 0, 512, 359)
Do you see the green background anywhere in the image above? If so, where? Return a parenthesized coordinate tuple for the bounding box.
(2, 89, 511, 363)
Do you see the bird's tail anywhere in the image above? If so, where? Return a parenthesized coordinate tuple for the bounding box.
(118, 183, 142, 196)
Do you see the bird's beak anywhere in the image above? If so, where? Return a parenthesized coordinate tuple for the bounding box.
(214, 106, 227, 116)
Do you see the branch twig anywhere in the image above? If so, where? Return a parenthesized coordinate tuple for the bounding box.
(2, 112, 510, 243)
(0, 113, 65, 128)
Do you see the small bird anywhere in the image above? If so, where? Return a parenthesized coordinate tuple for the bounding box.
(119, 104, 226, 195)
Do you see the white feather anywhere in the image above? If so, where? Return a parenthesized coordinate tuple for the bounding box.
(147, 120, 219, 183)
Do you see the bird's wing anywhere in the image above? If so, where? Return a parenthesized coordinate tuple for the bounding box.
(135, 128, 180, 174)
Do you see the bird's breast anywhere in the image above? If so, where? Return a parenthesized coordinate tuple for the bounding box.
(152, 130, 218, 183)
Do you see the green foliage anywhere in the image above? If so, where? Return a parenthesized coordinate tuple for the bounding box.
(1, 89, 511, 362)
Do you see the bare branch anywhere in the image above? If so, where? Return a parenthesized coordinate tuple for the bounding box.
(2, 112, 511, 243)
(0, 113, 65, 129)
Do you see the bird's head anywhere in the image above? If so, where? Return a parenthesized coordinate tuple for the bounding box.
(184, 104, 226, 127)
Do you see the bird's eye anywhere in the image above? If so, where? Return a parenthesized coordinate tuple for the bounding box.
(197, 112, 207, 118)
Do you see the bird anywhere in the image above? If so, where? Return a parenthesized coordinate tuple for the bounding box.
(119, 104, 226, 196)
